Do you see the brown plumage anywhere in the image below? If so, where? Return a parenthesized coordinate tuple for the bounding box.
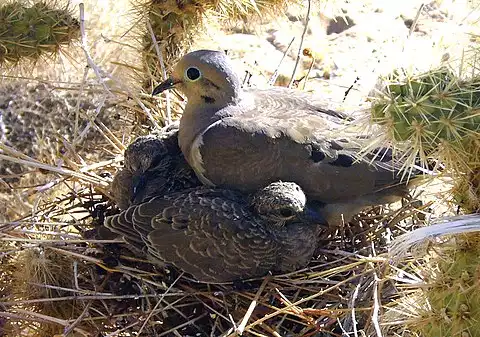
(108, 126, 324, 283)
(106, 182, 322, 283)
(152, 50, 420, 225)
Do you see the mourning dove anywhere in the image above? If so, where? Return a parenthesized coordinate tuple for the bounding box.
(153, 50, 419, 226)
(105, 181, 323, 283)
(110, 123, 200, 210)
(108, 126, 324, 282)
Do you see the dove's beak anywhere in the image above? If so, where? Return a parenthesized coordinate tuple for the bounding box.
(152, 77, 181, 96)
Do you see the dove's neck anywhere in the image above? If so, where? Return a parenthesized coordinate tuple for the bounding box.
(178, 93, 242, 177)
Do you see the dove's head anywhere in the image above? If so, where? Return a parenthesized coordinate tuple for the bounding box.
(251, 182, 307, 226)
(152, 50, 242, 106)
(251, 181, 328, 228)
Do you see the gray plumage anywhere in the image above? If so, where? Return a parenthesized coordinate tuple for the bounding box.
(110, 123, 200, 210)
(106, 181, 322, 283)
(108, 126, 323, 283)
(153, 50, 419, 225)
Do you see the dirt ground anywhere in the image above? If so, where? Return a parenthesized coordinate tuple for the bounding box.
(192, 1, 479, 110)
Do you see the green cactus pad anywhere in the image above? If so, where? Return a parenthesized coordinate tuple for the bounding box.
(416, 234, 480, 337)
(0, 1, 79, 65)
(371, 67, 480, 211)
(371, 67, 480, 165)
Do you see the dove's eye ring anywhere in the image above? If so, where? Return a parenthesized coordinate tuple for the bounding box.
(185, 67, 202, 82)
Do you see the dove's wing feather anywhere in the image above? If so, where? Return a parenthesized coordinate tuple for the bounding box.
(164, 50, 418, 226)
(191, 88, 404, 203)
(106, 188, 283, 283)
(107, 116, 321, 282)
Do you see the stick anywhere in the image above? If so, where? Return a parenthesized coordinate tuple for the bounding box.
(268, 37, 295, 86)
(288, 0, 311, 88)
(146, 19, 172, 125)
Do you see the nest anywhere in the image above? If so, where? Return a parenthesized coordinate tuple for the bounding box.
(0, 175, 430, 336)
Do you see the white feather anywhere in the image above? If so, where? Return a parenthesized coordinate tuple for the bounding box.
(390, 214, 480, 260)
(190, 120, 223, 186)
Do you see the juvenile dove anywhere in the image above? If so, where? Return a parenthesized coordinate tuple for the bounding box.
(106, 181, 323, 283)
(110, 123, 200, 210)
(153, 50, 418, 225)
(108, 126, 324, 282)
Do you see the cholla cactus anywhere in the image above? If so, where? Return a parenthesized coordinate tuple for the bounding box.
(370, 67, 480, 212)
(417, 234, 480, 336)
(385, 217, 480, 337)
(0, 1, 79, 66)
(139, 0, 292, 85)
(371, 68, 480, 164)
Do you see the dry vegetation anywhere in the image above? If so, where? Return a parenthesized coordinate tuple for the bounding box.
(0, 0, 479, 336)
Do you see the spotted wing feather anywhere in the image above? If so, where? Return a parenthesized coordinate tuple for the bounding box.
(105, 188, 281, 283)
(196, 88, 409, 203)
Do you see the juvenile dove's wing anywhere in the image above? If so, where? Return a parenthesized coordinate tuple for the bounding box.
(279, 220, 323, 271)
(107, 121, 323, 281)
(105, 187, 319, 283)
(152, 50, 417, 225)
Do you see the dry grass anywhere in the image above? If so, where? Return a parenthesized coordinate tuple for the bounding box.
(0, 0, 477, 336)
(0, 185, 433, 336)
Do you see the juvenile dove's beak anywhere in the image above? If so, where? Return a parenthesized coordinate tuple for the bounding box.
(152, 77, 180, 96)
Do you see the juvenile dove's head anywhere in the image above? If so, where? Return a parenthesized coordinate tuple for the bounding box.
(250, 181, 307, 226)
(252, 181, 328, 228)
(152, 50, 242, 106)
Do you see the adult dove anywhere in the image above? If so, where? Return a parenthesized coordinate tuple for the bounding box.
(153, 50, 418, 225)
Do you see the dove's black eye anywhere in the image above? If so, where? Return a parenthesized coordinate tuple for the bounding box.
(279, 208, 294, 218)
(185, 67, 201, 81)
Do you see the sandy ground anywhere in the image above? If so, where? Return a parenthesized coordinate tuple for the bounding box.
(191, 0, 479, 111)
(28, 0, 480, 104)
